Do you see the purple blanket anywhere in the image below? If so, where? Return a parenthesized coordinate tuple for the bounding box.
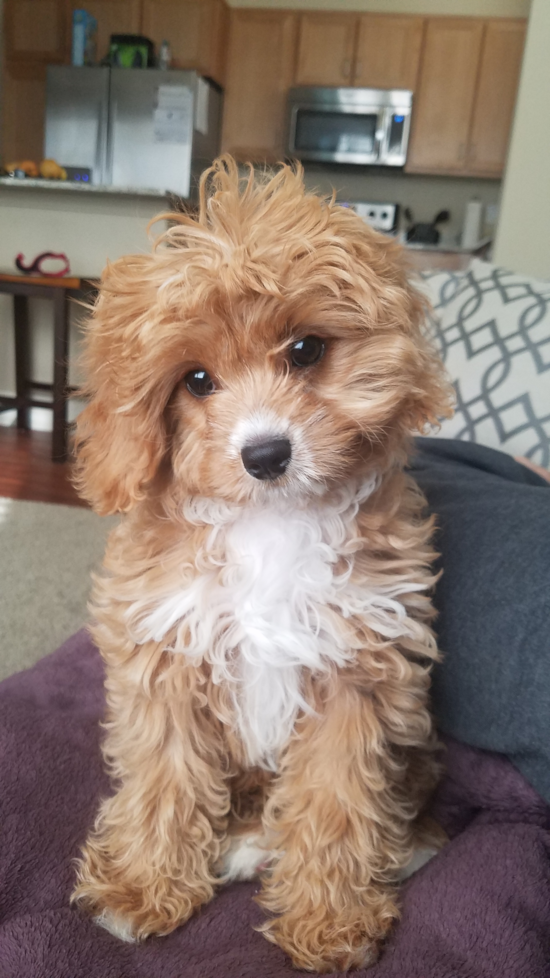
(1, 630, 549, 978)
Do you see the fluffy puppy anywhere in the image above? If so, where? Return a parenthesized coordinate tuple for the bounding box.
(72, 157, 452, 972)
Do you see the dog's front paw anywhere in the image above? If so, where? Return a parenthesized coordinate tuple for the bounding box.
(260, 907, 392, 973)
(73, 880, 204, 941)
(72, 835, 217, 939)
(266, 928, 381, 973)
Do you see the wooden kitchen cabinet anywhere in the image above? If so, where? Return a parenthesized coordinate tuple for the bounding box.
(221, 9, 298, 163)
(406, 18, 484, 174)
(295, 12, 424, 90)
(295, 13, 356, 87)
(407, 17, 525, 177)
(2, 61, 48, 163)
(354, 15, 424, 91)
(4, 0, 67, 63)
(141, 0, 228, 85)
(467, 19, 526, 177)
(65, 0, 227, 80)
(2, 0, 66, 164)
(66, 0, 141, 63)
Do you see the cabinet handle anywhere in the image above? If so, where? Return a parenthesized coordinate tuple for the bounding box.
(341, 58, 351, 80)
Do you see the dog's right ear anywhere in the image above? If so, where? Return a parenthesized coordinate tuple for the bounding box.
(72, 255, 170, 515)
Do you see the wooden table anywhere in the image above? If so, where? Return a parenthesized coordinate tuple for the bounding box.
(0, 273, 97, 461)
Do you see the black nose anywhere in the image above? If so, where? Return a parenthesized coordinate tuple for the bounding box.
(241, 438, 292, 481)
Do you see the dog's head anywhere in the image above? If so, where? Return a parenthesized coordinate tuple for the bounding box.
(74, 157, 452, 514)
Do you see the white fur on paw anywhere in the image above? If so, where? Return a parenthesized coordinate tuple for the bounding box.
(220, 832, 273, 881)
(397, 846, 439, 881)
(95, 909, 138, 943)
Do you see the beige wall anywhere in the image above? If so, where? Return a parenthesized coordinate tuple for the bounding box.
(493, 0, 549, 279)
(0, 186, 167, 428)
(228, 0, 530, 15)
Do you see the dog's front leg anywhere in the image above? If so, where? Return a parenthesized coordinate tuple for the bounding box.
(258, 677, 420, 973)
(72, 653, 230, 941)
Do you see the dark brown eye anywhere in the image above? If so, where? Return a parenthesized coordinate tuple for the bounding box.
(290, 336, 325, 368)
(185, 368, 216, 397)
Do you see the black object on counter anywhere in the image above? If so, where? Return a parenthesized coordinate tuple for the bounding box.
(405, 208, 450, 244)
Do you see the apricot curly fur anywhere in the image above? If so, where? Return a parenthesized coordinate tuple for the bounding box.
(71, 156, 453, 971)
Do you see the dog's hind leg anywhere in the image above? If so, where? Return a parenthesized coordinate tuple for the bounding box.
(72, 649, 231, 940)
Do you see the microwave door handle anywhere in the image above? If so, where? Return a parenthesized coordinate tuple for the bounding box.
(374, 128, 384, 162)
(375, 110, 390, 163)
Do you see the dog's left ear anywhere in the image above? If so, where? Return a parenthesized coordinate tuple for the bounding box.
(73, 256, 170, 515)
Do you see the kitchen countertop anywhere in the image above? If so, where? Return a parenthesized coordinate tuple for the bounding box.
(404, 236, 492, 254)
(0, 176, 171, 198)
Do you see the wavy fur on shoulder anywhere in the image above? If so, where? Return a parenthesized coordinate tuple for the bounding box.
(72, 157, 453, 972)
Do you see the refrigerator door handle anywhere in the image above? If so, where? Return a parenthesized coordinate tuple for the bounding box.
(105, 98, 116, 186)
(96, 99, 108, 185)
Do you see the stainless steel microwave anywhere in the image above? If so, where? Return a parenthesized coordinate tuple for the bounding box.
(287, 87, 413, 167)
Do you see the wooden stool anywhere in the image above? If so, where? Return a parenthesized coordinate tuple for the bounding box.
(0, 273, 97, 462)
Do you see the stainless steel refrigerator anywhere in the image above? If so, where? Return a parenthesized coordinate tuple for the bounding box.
(44, 66, 222, 199)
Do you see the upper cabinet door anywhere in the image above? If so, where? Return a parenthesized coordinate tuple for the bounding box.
(221, 10, 298, 163)
(2, 61, 48, 163)
(406, 18, 484, 174)
(354, 15, 424, 90)
(467, 19, 526, 177)
(141, 0, 228, 85)
(5, 0, 67, 62)
(295, 14, 357, 87)
(68, 0, 141, 63)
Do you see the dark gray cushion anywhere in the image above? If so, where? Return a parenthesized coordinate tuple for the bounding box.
(411, 437, 550, 802)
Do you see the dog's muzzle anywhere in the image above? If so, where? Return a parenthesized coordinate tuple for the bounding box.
(241, 438, 292, 481)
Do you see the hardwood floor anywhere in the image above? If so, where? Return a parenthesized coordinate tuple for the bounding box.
(0, 426, 86, 507)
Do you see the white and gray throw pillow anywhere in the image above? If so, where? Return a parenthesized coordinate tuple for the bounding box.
(420, 258, 550, 468)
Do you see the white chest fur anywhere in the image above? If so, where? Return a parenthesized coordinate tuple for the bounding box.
(135, 479, 423, 769)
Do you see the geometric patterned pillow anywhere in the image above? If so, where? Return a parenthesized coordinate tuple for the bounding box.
(419, 258, 550, 468)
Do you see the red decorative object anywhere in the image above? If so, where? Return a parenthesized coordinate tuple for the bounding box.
(15, 252, 71, 277)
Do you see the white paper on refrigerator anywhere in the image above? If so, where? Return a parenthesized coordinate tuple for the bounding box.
(153, 85, 192, 144)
